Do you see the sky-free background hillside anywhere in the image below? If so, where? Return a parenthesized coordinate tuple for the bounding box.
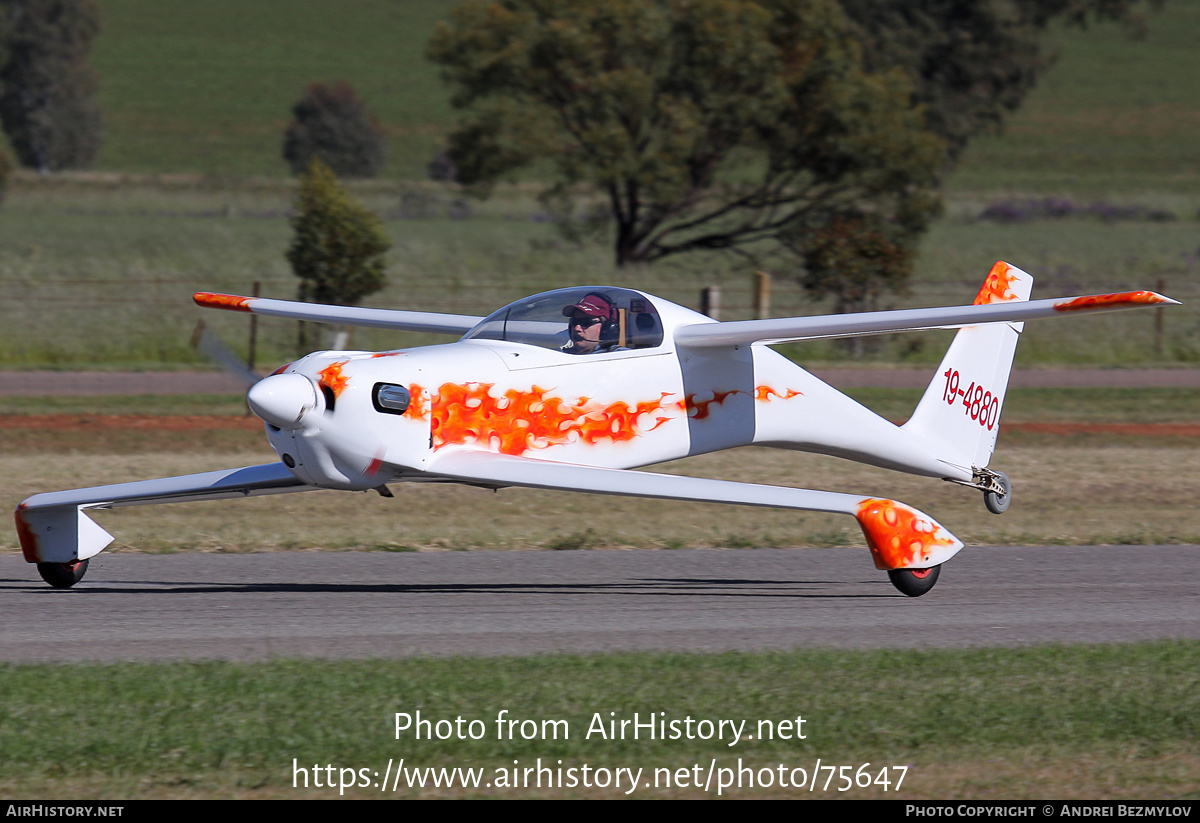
(1, 0, 1195, 369)
(86, 0, 1200, 191)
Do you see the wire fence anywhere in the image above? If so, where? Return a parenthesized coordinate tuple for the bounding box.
(2, 270, 1195, 369)
(4, 273, 1196, 313)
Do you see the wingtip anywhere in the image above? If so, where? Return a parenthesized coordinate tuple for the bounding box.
(856, 498, 963, 570)
(193, 292, 254, 312)
(14, 502, 39, 563)
(1053, 291, 1180, 312)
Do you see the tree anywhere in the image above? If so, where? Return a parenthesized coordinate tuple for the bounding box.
(287, 157, 390, 312)
(0, 0, 103, 173)
(429, 0, 945, 274)
(792, 213, 914, 315)
(838, 0, 1163, 161)
(283, 81, 386, 178)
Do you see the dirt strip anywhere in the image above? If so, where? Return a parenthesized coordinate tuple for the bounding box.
(1, 367, 1198, 396)
(0, 414, 262, 431)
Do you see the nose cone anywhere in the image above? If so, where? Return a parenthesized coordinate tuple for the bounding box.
(247, 373, 319, 429)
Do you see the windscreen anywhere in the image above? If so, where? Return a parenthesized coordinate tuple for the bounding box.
(462, 287, 663, 352)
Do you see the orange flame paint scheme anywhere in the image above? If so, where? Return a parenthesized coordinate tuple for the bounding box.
(755, 386, 803, 402)
(413, 382, 803, 456)
(857, 498, 959, 570)
(1053, 291, 1171, 312)
(14, 265, 1177, 595)
(973, 261, 1022, 305)
(193, 292, 252, 312)
(428, 383, 677, 455)
(317, 360, 352, 399)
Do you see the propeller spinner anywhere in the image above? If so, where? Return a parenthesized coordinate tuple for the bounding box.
(246, 373, 320, 430)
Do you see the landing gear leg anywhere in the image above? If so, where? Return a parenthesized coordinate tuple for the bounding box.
(983, 470, 1011, 515)
(948, 468, 1013, 514)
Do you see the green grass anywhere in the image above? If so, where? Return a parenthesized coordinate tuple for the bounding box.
(948, 2, 1200, 194)
(92, 0, 460, 179)
(1, 642, 1196, 798)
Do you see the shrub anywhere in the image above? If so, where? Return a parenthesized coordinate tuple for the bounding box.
(287, 157, 390, 309)
(282, 81, 385, 178)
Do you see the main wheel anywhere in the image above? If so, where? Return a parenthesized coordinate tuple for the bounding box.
(983, 470, 1011, 515)
(37, 559, 89, 589)
(887, 565, 941, 597)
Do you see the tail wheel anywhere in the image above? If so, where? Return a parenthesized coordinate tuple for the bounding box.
(37, 559, 89, 589)
(983, 470, 1012, 515)
(887, 564, 941, 597)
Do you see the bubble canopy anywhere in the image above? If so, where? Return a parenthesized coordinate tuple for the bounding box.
(461, 287, 664, 352)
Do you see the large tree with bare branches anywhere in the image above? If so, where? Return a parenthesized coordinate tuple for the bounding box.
(430, 0, 1160, 316)
(429, 0, 944, 274)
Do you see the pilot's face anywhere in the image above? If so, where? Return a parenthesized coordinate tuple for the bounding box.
(569, 313, 603, 352)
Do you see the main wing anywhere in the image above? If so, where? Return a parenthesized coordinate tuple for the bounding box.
(426, 450, 964, 571)
(16, 463, 317, 564)
(194, 292, 483, 335)
(674, 289, 1177, 348)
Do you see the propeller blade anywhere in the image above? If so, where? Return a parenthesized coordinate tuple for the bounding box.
(190, 320, 261, 389)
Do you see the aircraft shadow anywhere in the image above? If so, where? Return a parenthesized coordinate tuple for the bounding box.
(5, 576, 897, 599)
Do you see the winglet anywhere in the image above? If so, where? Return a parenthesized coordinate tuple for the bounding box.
(15, 503, 115, 564)
(856, 498, 964, 570)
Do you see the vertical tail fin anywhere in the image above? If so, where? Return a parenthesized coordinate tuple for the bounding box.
(903, 262, 1033, 473)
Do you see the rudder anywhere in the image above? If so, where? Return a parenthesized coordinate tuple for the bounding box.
(903, 262, 1033, 474)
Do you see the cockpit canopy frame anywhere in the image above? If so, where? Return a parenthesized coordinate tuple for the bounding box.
(462, 287, 664, 352)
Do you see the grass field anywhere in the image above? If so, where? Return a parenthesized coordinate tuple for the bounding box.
(0, 1, 1195, 369)
(92, 0, 459, 179)
(80, 0, 1200, 189)
(0, 180, 1196, 369)
(1, 643, 1197, 799)
(2, 388, 1198, 553)
(950, 2, 1200, 194)
(7, 441, 1198, 552)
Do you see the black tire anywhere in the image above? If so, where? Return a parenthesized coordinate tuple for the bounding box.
(984, 470, 1011, 515)
(887, 565, 940, 597)
(37, 559, 89, 589)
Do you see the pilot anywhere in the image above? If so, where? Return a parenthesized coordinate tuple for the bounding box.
(561, 292, 620, 355)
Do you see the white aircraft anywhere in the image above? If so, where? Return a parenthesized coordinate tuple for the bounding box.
(15, 262, 1177, 596)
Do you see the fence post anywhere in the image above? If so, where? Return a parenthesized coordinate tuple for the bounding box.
(754, 270, 771, 319)
(248, 281, 260, 373)
(1155, 277, 1165, 356)
(701, 286, 721, 320)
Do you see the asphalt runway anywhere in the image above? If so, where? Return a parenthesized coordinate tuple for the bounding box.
(2, 545, 1196, 662)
